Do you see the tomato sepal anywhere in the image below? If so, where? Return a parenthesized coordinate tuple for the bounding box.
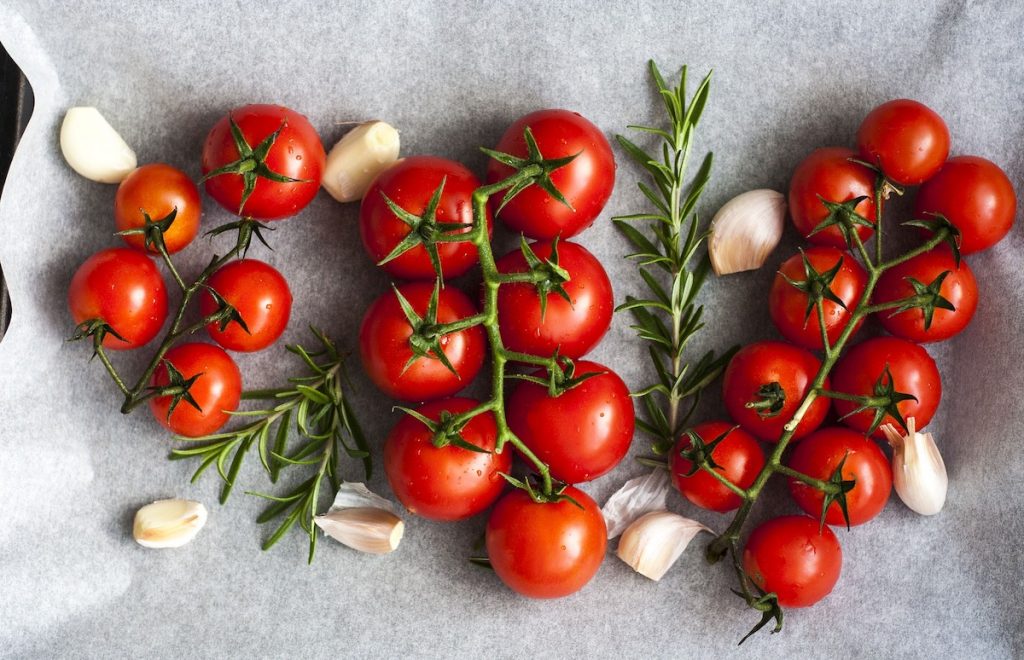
(392, 404, 492, 453)
(113, 207, 179, 254)
(481, 126, 579, 214)
(735, 590, 785, 646)
(676, 425, 737, 477)
(809, 196, 874, 248)
(68, 317, 128, 350)
(779, 249, 851, 323)
(885, 270, 956, 331)
(815, 453, 858, 531)
(392, 280, 461, 378)
(204, 217, 275, 257)
(902, 214, 963, 267)
(498, 472, 582, 508)
(514, 236, 573, 323)
(150, 359, 204, 421)
(832, 365, 919, 434)
(745, 381, 787, 419)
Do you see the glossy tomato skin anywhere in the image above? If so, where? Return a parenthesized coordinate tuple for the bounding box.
(874, 246, 977, 343)
(360, 156, 490, 280)
(67, 248, 168, 350)
(722, 341, 830, 442)
(495, 241, 613, 359)
(506, 361, 634, 483)
(201, 104, 325, 220)
(787, 427, 892, 526)
(199, 259, 292, 352)
(856, 99, 950, 186)
(671, 421, 765, 512)
(789, 147, 877, 249)
(383, 398, 510, 521)
(743, 515, 842, 608)
(115, 164, 201, 254)
(149, 342, 242, 437)
(486, 109, 615, 240)
(913, 155, 1017, 254)
(359, 282, 486, 402)
(831, 337, 941, 437)
(769, 247, 867, 350)
(486, 486, 606, 599)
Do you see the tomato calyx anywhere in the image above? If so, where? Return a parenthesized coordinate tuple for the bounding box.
(903, 214, 962, 266)
(499, 472, 582, 507)
(676, 425, 737, 477)
(394, 405, 492, 454)
(69, 317, 127, 351)
(745, 381, 786, 419)
(814, 454, 857, 531)
(810, 196, 874, 247)
(847, 156, 906, 201)
(205, 217, 275, 258)
(392, 280, 461, 377)
(885, 271, 956, 331)
(203, 286, 251, 334)
(518, 236, 572, 322)
(508, 354, 602, 398)
(149, 359, 203, 420)
(114, 207, 179, 253)
(828, 365, 919, 434)
(481, 126, 580, 214)
(779, 249, 850, 323)
(735, 590, 785, 645)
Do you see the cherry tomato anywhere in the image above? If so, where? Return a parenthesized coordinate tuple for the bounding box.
(786, 427, 892, 526)
(360, 156, 490, 280)
(506, 361, 634, 484)
(359, 282, 486, 402)
(873, 246, 977, 343)
(199, 259, 292, 352)
(201, 104, 325, 220)
(789, 147, 877, 249)
(670, 421, 765, 513)
(495, 240, 613, 359)
(831, 337, 941, 437)
(486, 109, 615, 240)
(149, 342, 242, 437)
(67, 248, 167, 350)
(743, 515, 842, 608)
(486, 486, 606, 599)
(913, 155, 1017, 254)
(856, 99, 950, 186)
(114, 164, 201, 254)
(383, 398, 510, 521)
(722, 341, 830, 442)
(768, 247, 867, 350)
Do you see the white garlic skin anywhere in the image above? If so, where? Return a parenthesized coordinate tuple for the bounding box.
(321, 120, 400, 203)
(60, 107, 137, 183)
(708, 189, 786, 275)
(616, 510, 711, 581)
(882, 418, 948, 516)
(133, 499, 208, 549)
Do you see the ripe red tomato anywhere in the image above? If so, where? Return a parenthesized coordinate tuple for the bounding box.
(114, 164, 201, 254)
(360, 156, 490, 280)
(913, 155, 1017, 254)
(486, 109, 615, 240)
(789, 147, 877, 249)
(721, 341, 830, 442)
(359, 282, 486, 402)
(743, 515, 842, 608)
(383, 398, 511, 521)
(495, 240, 613, 359)
(856, 99, 950, 186)
(786, 427, 892, 526)
(201, 104, 325, 220)
(506, 361, 634, 484)
(873, 246, 977, 343)
(768, 247, 867, 350)
(67, 248, 167, 350)
(486, 486, 606, 599)
(149, 342, 242, 437)
(199, 259, 292, 352)
(670, 421, 764, 512)
(831, 337, 941, 437)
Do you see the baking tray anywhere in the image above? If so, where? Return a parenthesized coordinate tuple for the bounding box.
(0, 42, 31, 336)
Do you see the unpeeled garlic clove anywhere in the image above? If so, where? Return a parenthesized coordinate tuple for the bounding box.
(133, 499, 207, 549)
(60, 107, 137, 183)
(880, 417, 947, 516)
(616, 510, 712, 581)
(321, 120, 400, 203)
(601, 469, 672, 539)
(314, 482, 404, 554)
(708, 189, 786, 275)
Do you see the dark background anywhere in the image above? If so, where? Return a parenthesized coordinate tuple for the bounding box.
(0, 42, 31, 335)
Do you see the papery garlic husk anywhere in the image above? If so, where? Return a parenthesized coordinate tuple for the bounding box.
(314, 482, 404, 554)
(60, 107, 137, 183)
(880, 417, 948, 516)
(133, 499, 208, 549)
(321, 120, 400, 203)
(601, 469, 672, 539)
(616, 510, 712, 581)
(708, 189, 786, 275)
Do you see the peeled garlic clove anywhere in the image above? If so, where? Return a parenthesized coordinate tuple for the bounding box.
(708, 189, 786, 275)
(880, 417, 948, 516)
(321, 120, 400, 203)
(601, 469, 672, 539)
(60, 107, 137, 183)
(616, 510, 712, 581)
(314, 482, 404, 554)
(133, 499, 207, 549)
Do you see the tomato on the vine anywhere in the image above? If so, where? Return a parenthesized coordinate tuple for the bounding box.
(789, 147, 877, 249)
(743, 515, 842, 608)
(114, 163, 201, 254)
(149, 342, 242, 437)
(199, 259, 292, 352)
(856, 99, 950, 186)
(670, 421, 764, 513)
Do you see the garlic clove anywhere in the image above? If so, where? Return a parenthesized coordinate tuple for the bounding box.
(60, 107, 138, 183)
(616, 510, 712, 581)
(314, 482, 404, 554)
(133, 499, 208, 549)
(601, 469, 672, 539)
(880, 417, 948, 516)
(708, 189, 786, 275)
(321, 120, 401, 203)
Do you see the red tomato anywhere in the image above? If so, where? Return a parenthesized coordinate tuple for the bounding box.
(201, 104, 325, 220)
(114, 164, 201, 254)
(721, 341, 830, 442)
(149, 342, 242, 437)
(359, 282, 486, 402)
(360, 156, 490, 280)
(743, 515, 842, 608)
(670, 421, 765, 512)
(495, 240, 613, 359)
(831, 337, 941, 437)
(506, 361, 634, 484)
(769, 247, 867, 350)
(67, 248, 167, 350)
(789, 147, 877, 249)
(383, 398, 510, 521)
(486, 486, 606, 599)
(486, 109, 615, 240)
(199, 259, 292, 352)
(856, 99, 950, 186)
(913, 155, 1017, 254)
(786, 427, 892, 526)
(873, 246, 977, 343)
